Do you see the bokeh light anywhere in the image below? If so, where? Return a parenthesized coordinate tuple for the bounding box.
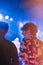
(0, 14, 3, 21)
(5, 15, 9, 20)
(10, 18, 13, 21)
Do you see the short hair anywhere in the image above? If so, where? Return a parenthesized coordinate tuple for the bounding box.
(21, 22, 37, 35)
(0, 22, 8, 30)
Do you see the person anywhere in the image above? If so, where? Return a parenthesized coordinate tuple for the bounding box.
(0, 22, 19, 65)
(19, 22, 43, 65)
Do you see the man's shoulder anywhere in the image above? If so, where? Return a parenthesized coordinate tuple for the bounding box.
(37, 38, 43, 46)
(38, 39, 43, 43)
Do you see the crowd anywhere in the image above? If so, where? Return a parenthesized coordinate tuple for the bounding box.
(0, 21, 43, 65)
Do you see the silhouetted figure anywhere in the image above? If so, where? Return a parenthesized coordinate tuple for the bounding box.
(20, 22, 43, 65)
(0, 22, 19, 65)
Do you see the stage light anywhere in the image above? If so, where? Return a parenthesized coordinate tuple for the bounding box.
(0, 14, 3, 21)
(10, 18, 13, 21)
(5, 15, 9, 20)
(19, 22, 24, 28)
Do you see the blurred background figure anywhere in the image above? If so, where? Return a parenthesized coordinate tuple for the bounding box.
(19, 22, 43, 65)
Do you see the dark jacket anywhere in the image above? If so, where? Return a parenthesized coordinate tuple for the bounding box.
(0, 39, 19, 65)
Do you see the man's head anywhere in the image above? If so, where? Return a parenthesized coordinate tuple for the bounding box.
(0, 22, 8, 37)
(21, 22, 37, 38)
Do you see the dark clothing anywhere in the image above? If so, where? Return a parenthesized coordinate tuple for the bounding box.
(0, 39, 19, 65)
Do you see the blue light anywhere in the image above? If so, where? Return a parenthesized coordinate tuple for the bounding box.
(0, 14, 3, 21)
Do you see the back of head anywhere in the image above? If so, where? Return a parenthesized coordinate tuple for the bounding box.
(0, 22, 8, 36)
(0, 22, 8, 30)
(21, 22, 37, 35)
